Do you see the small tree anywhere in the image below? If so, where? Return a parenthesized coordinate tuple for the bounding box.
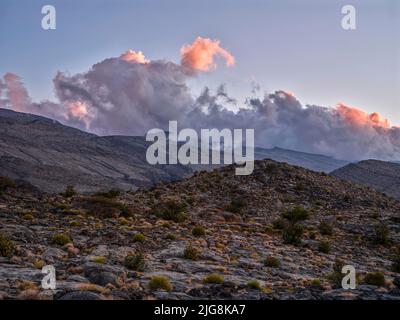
(372, 223, 390, 245)
(64, 185, 76, 198)
(281, 206, 309, 246)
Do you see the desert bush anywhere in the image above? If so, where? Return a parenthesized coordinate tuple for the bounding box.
(152, 199, 187, 222)
(327, 259, 345, 287)
(79, 196, 132, 218)
(33, 260, 45, 269)
(120, 205, 133, 218)
(226, 198, 247, 214)
(364, 272, 385, 286)
(372, 224, 390, 245)
(0, 233, 15, 257)
(63, 185, 76, 198)
(280, 206, 309, 245)
(310, 278, 323, 289)
(392, 255, 400, 273)
(22, 213, 34, 220)
(203, 273, 224, 284)
(319, 221, 333, 236)
(282, 224, 304, 245)
(192, 226, 206, 237)
(148, 275, 172, 291)
(0, 176, 16, 194)
(183, 244, 200, 260)
(94, 189, 121, 199)
(132, 233, 146, 243)
(272, 218, 287, 230)
(264, 256, 280, 268)
(52, 233, 71, 246)
(247, 279, 262, 290)
(124, 252, 146, 271)
(165, 233, 177, 241)
(281, 206, 309, 222)
(318, 240, 331, 254)
(91, 256, 107, 264)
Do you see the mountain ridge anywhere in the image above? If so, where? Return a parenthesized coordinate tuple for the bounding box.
(331, 159, 400, 200)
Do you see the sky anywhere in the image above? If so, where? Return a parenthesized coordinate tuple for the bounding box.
(0, 0, 399, 123)
(0, 0, 400, 161)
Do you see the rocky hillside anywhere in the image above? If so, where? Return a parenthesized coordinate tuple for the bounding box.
(255, 147, 349, 173)
(1, 160, 399, 300)
(0, 108, 191, 193)
(331, 160, 400, 200)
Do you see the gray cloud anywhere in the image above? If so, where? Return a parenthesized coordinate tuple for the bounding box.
(1, 52, 399, 161)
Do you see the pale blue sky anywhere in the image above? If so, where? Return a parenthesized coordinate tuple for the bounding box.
(1, 0, 399, 124)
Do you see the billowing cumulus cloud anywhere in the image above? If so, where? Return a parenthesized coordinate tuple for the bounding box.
(120, 50, 149, 64)
(186, 89, 400, 161)
(180, 37, 235, 72)
(1, 73, 31, 112)
(1, 37, 399, 161)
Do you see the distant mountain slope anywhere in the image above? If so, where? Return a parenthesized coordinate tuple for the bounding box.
(0, 108, 362, 193)
(254, 147, 349, 173)
(0, 108, 192, 193)
(331, 160, 400, 200)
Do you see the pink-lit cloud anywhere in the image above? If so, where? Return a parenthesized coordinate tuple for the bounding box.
(1, 37, 400, 161)
(180, 37, 235, 72)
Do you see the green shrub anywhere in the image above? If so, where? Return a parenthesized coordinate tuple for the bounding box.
(272, 218, 287, 230)
(124, 252, 146, 271)
(0, 176, 16, 193)
(94, 189, 121, 199)
(392, 255, 400, 273)
(183, 244, 200, 260)
(247, 279, 261, 290)
(203, 273, 224, 284)
(91, 256, 107, 264)
(226, 199, 247, 214)
(63, 185, 76, 198)
(310, 278, 323, 289)
(152, 199, 187, 222)
(148, 275, 173, 291)
(319, 221, 333, 236)
(281, 206, 309, 222)
(327, 259, 345, 287)
(372, 224, 390, 245)
(192, 226, 206, 237)
(120, 205, 134, 218)
(165, 233, 177, 241)
(52, 233, 71, 246)
(0, 233, 15, 257)
(79, 196, 132, 218)
(264, 256, 280, 268)
(364, 272, 385, 286)
(132, 233, 145, 243)
(318, 240, 331, 254)
(282, 224, 304, 245)
(22, 214, 34, 221)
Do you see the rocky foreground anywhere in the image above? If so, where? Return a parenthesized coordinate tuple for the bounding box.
(0, 160, 400, 300)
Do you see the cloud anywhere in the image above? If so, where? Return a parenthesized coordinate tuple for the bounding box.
(336, 103, 390, 129)
(1, 73, 31, 112)
(1, 37, 399, 161)
(187, 89, 400, 161)
(120, 50, 149, 64)
(49, 55, 193, 135)
(180, 37, 235, 73)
